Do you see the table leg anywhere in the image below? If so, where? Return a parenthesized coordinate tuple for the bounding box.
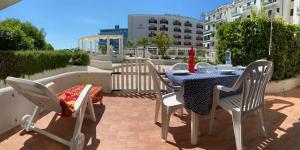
(191, 111, 199, 145)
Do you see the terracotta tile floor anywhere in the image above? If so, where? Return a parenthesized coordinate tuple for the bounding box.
(1, 88, 300, 150)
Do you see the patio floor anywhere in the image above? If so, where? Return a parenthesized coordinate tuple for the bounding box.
(1, 88, 300, 150)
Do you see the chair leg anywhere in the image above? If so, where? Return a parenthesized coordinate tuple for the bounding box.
(161, 106, 172, 142)
(258, 108, 268, 137)
(176, 108, 183, 117)
(232, 112, 243, 150)
(210, 86, 219, 135)
(154, 99, 161, 123)
(87, 98, 96, 122)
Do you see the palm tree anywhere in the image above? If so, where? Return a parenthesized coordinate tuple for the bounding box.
(137, 37, 149, 58)
(151, 33, 172, 58)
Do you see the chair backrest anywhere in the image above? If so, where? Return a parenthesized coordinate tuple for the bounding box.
(216, 64, 234, 70)
(146, 60, 171, 100)
(170, 63, 188, 71)
(232, 60, 273, 113)
(6, 77, 61, 112)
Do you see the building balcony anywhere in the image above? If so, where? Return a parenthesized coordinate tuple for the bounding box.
(148, 26, 157, 31)
(231, 10, 243, 17)
(173, 28, 181, 32)
(196, 36, 203, 40)
(196, 43, 203, 47)
(184, 36, 192, 40)
(173, 34, 181, 39)
(264, 0, 278, 7)
(297, 7, 300, 16)
(160, 27, 168, 31)
(184, 42, 192, 46)
(173, 20, 181, 26)
(184, 29, 192, 33)
(196, 23, 203, 29)
(184, 21, 192, 27)
(148, 32, 156, 37)
(149, 18, 157, 24)
(196, 30, 203, 34)
(160, 19, 168, 24)
(174, 41, 181, 45)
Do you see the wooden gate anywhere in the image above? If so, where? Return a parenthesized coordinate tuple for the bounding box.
(112, 59, 167, 93)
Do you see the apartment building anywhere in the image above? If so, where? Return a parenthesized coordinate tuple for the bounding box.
(128, 14, 203, 50)
(204, 0, 300, 61)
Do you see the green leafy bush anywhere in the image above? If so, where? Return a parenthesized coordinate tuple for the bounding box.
(217, 18, 300, 80)
(0, 50, 89, 80)
(72, 51, 90, 66)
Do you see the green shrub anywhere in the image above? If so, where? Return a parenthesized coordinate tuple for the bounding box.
(162, 55, 171, 59)
(0, 50, 89, 80)
(72, 51, 90, 66)
(217, 18, 300, 80)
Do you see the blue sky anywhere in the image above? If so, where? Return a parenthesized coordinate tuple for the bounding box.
(0, 0, 231, 49)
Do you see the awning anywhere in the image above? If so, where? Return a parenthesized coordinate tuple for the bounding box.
(0, 0, 21, 10)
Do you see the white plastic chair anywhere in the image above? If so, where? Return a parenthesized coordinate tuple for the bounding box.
(195, 62, 217, 73)
(170, 63, 188, 71)
(216, 64, 234, 70)
(6, 77, 96, 150)
(209, 60, 273, 150)
(146, 60, 184, 142)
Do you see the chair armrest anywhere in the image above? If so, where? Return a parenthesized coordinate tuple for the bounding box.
(162, 92, 176, 99)
(74, 84, 93, 112)
(45, 82, 57, 93)
(216, 85, 235, 92)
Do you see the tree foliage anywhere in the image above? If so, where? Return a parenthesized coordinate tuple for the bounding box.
(151, 33, 172, 58)
(217, 17, 300, 80)
(0, 18, 53, 50)
(137, 37, 149, 58)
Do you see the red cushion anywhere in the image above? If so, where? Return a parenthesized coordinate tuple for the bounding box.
(56, 84, 103, 117)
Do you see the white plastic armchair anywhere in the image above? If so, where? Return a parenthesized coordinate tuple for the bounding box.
(209, 60, 273, 150)
(6, 77, 96, 150)
(146, 60, 184, 142)
(195, 62, 217, 73)
(170, 63, 188, 71)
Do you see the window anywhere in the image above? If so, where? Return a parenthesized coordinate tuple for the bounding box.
(290, 9, 294, 16)
(268, 10, 272, 17)
(247, 15, 251, 18)
(291, 0, 294, 2)
(277, 8, 280, 13)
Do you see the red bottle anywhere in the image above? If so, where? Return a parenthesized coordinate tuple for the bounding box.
(188, 47, 195, 73)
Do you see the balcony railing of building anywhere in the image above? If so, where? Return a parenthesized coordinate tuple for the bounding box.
(160, 19, 168, 24)
(204, 36, 211, 41)
(148, 26, 157, 31)
(173, 20, 181, 26)
(264, 0, 277, 5)
(196, 23, 203, 29)
(149, 18, 157, 24)
(196, 30, 203, 34)
(184, 42, 192, 46)
(174, 41, 181, 45)
(243, 5, 252, 11)
(174, 27, 181, 32)
(160, 27, 168, 31)
(173, 34, 181, 39)
(184, 21, 192, 27)
(148, 32, 156, 37)
(231, 9, 243, 16)
(196, 36, 203, 40)
(196, 43, 203, 47)
(184, 28, 192, 33)
(184, 35, 192, 40)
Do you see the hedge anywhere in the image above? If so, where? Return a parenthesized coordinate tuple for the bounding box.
(217, 18, 300, 80)
(0, 50, 90, 80)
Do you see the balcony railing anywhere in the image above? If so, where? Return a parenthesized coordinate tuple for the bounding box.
(148, 26, 157, 31)
(264, 0, 277, 6)
(184, 36, 192, 40)
(174, 41, 181, 45)
(173, 34, 181, 39)
(184, 22, 192, 27)
(184, 29, 192, 33)
(173, 20, 181, 26)
(196, 30, 203, 34)
(149, 19, 157, 24)
(196, 37, 203, 40)
(184, 42, 192, 46)
(160, 27, 168, 31)
(196, 24, 203, 29)
(160, 19, 168, 24)
(174, 28, 181, 32)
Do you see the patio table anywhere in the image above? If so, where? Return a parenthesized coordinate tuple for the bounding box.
(165, 70, 242, 145)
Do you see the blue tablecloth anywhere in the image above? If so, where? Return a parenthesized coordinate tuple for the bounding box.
(165, 71, 242, 115)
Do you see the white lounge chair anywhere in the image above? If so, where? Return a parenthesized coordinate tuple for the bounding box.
(146, 60, 184, 142)
(6, 77, 96, 150)
(209, 60, 273, 150)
